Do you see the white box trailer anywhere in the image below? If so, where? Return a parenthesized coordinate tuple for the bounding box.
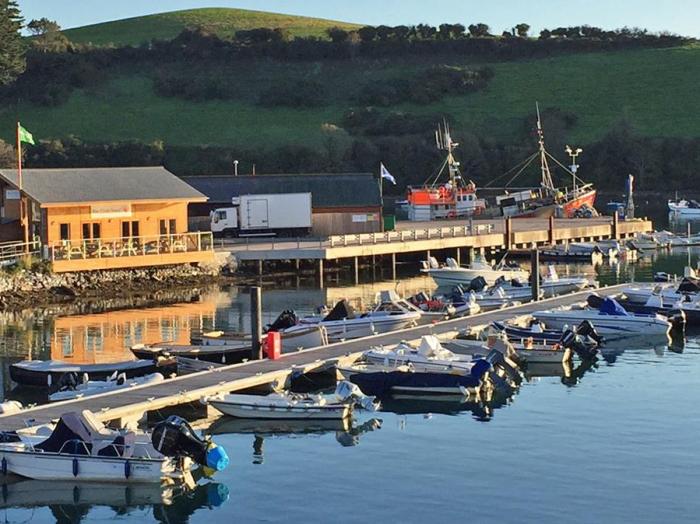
(211, 192, 312, 237)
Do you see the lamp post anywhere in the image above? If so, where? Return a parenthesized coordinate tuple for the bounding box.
(233, 160, 239, 176)
(565, 145, 583, 195)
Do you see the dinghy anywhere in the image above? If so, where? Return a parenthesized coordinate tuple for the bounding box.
(206, 381, 378, 420)
(10, 358, 177, 388)
(49, 372, 165, 402)
(131, 342, 252, 365)
(0, 411, 228, 483)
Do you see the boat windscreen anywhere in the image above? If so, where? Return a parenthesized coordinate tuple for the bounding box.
(599, 297, 629, 316)
(323, 300, 356, 321)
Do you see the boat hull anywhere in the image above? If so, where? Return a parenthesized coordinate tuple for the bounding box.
(427, 268, 527, 287)
(209, 398, 351, 420)
(510, 189, 597, 219)
(0, 450, 176, 483)
(532, 311, 671, 337)
(290, 315, 419, 342)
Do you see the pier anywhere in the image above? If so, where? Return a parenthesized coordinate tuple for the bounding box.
(218, 217, 651, 283)
(0, 284, 627, 431)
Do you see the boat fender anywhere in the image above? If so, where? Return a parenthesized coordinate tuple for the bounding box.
(72, 457, 79, 477)
(206, 483, 231, 507)
(124, 459, 131, 479)
(206, 443, 230, 472)
(1, 456, 6, 475)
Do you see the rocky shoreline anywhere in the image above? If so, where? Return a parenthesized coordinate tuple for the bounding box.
(0, 264, 233, 312)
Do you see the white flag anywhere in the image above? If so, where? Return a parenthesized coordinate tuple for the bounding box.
(380, 163, 396, 185)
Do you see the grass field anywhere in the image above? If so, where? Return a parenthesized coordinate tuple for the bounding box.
(2, 43, 698, 151)
(61, 8, 362, 46)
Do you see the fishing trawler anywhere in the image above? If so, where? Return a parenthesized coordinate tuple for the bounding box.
(489, 104, 597, 218)
(405, 122, 487, 221)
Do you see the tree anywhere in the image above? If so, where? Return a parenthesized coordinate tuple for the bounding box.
(357, 26, 377, 42)
(468, 23, 491, 37)
(0, 139, 14, 167)
(326, 26, 349, 43)
(27, 17, 70, 53)
(0, 0, 25, 86)
(515, 23, 530, 38)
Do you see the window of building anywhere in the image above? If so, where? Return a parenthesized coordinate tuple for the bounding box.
(59, 223, 70, 241)
(121, 220, 140, 239)
(159, 219, 178, 236)
(82, 222, 101, 240)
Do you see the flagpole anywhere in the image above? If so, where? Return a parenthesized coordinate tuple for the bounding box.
(378, 163, 384, 232)
(16, 121, 29, 253)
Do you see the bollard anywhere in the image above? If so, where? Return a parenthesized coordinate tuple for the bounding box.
(530, 249, 540, 302)
(250, 286, 263, 360)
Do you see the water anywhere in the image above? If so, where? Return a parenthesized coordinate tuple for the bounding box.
(1, 249, 700, 523)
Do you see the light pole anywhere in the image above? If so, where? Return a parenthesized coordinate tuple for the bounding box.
(565, 145, 583, 195)
(233, 160, 239, 176)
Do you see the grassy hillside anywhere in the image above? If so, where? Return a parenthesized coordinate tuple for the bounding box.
(3, 44, 699, 150)
(61, 8, 362, 46)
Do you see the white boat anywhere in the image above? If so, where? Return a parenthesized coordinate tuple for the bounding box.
(196, 319, 329, 352)
(363, 335, 480, 373)
(49, 372, 165, 402)
(538, 266, 592, 297)
(206, 381, 377, 420)
(281, 299, 420, 342)
(622, 270, 700, 304)
(469, 286, 530, 310)
(532, 295, 672, 338)
(668, 199, 700, 218)
(0, 411, 228, 483)
(421, 255, 528, 287)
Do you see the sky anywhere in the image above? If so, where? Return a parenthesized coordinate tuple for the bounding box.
(16, 0, 700, 37)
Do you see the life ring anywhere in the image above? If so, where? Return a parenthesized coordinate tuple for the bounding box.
(447, 210, 457, 219)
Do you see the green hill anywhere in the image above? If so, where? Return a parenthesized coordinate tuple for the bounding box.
(4, 44, 699, 148)
(61, 7, 362, 46)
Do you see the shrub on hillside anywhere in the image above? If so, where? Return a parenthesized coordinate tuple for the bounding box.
(258, 79, 327, 107)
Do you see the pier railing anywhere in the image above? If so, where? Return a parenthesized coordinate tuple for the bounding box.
(48, 232, 214, 262)
(0, 239, 42, 265)
(327, 224, 496, 247)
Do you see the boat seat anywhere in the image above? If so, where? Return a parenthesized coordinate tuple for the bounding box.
(97, 432, 136, 458)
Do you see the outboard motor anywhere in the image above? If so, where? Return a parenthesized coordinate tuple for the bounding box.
(468, 276, 487, 292)
(265, 310, 299, 332)
(559, 328, 598, 361)
(152, 416, 229, 472)
(575, 320, 604, 345)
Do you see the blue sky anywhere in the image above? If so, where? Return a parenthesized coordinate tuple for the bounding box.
(17, 0, 700, 37)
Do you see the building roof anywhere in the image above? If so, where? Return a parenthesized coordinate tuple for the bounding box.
(181, 173, 381, 209)
(0, 167, 207, 205)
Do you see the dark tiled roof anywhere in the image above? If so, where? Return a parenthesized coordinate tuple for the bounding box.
(0, 167, 207, 204)
(181, 173, 381, 208)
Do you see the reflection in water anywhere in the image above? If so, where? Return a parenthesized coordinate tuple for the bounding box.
(0, 479, 228, 523)
(208, 416, 383, 464)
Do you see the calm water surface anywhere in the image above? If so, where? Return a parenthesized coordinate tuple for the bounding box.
(0, 249, 699, 523)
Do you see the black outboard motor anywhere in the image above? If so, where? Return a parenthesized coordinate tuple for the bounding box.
(152, 416, 229, 472)
(575, 320, 605, 345)
(559, 328, 598, 360)
(265, 310, 299, 332)
(468, 276, 487, 292)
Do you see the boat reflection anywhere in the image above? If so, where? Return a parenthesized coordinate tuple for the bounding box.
(525, 359, 597, 387)
(378, 392, 512, 422)
(207, 416, 382, 463)
(0, 478, 228, 523)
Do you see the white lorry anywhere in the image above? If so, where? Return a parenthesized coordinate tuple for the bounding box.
(210, 192, 312, 237)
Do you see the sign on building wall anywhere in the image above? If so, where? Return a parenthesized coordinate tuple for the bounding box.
(90, 203, 132, 219)
(5, 189, 20, 200)
(352, 213, 379, 223)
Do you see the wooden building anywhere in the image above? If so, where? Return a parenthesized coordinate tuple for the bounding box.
(0, 167, 214, 272)
(182, 173, 383, 236)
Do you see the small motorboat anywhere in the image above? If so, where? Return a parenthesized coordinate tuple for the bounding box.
(338, 347, 516, 398)
(280, 299, 420, 343)
(0, 411, 228, 483)
(622, 270, 700, 304)
(620, 292, 698, 326)
(668, 198, 700, 218)
(131, 342, 252, 365)
(538, 244, 605, 264)
(48, 372, 165, 402)
(490, 318, 604, 347)
(407, 289, 480, 320)
(206, 381, 378, 420)
(10, 358, 177, 388)
(532, 295, 673, 338)
(421, 255, 528, 287)
(363, 335, 482, 374)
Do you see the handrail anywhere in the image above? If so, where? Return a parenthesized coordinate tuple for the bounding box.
(48, 231, 213, 262)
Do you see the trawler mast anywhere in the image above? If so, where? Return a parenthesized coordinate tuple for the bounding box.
(536, 102, 555, 192)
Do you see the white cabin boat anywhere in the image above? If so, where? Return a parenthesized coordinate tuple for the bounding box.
(49, 372, 165, 402)
(421, 256, 528, 287)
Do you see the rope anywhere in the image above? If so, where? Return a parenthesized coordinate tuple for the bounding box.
(484, 151, 539, 188)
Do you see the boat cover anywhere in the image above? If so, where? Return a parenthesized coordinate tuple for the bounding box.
(677, 277, 700, 293)
(323, 300, 356, 321)
(599, 297, 629, 316)
(417, 336, 455, 360)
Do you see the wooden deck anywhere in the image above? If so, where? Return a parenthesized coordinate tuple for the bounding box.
(0, 284, 628, 431)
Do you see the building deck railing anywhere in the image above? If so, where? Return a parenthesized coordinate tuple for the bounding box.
(0, 239, 42, 265)
(48, 232, 214, 262)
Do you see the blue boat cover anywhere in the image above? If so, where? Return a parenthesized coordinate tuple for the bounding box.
(599, 297, 629, 316)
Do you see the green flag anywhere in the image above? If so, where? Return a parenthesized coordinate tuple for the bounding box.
(18, 124, 34, 145)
